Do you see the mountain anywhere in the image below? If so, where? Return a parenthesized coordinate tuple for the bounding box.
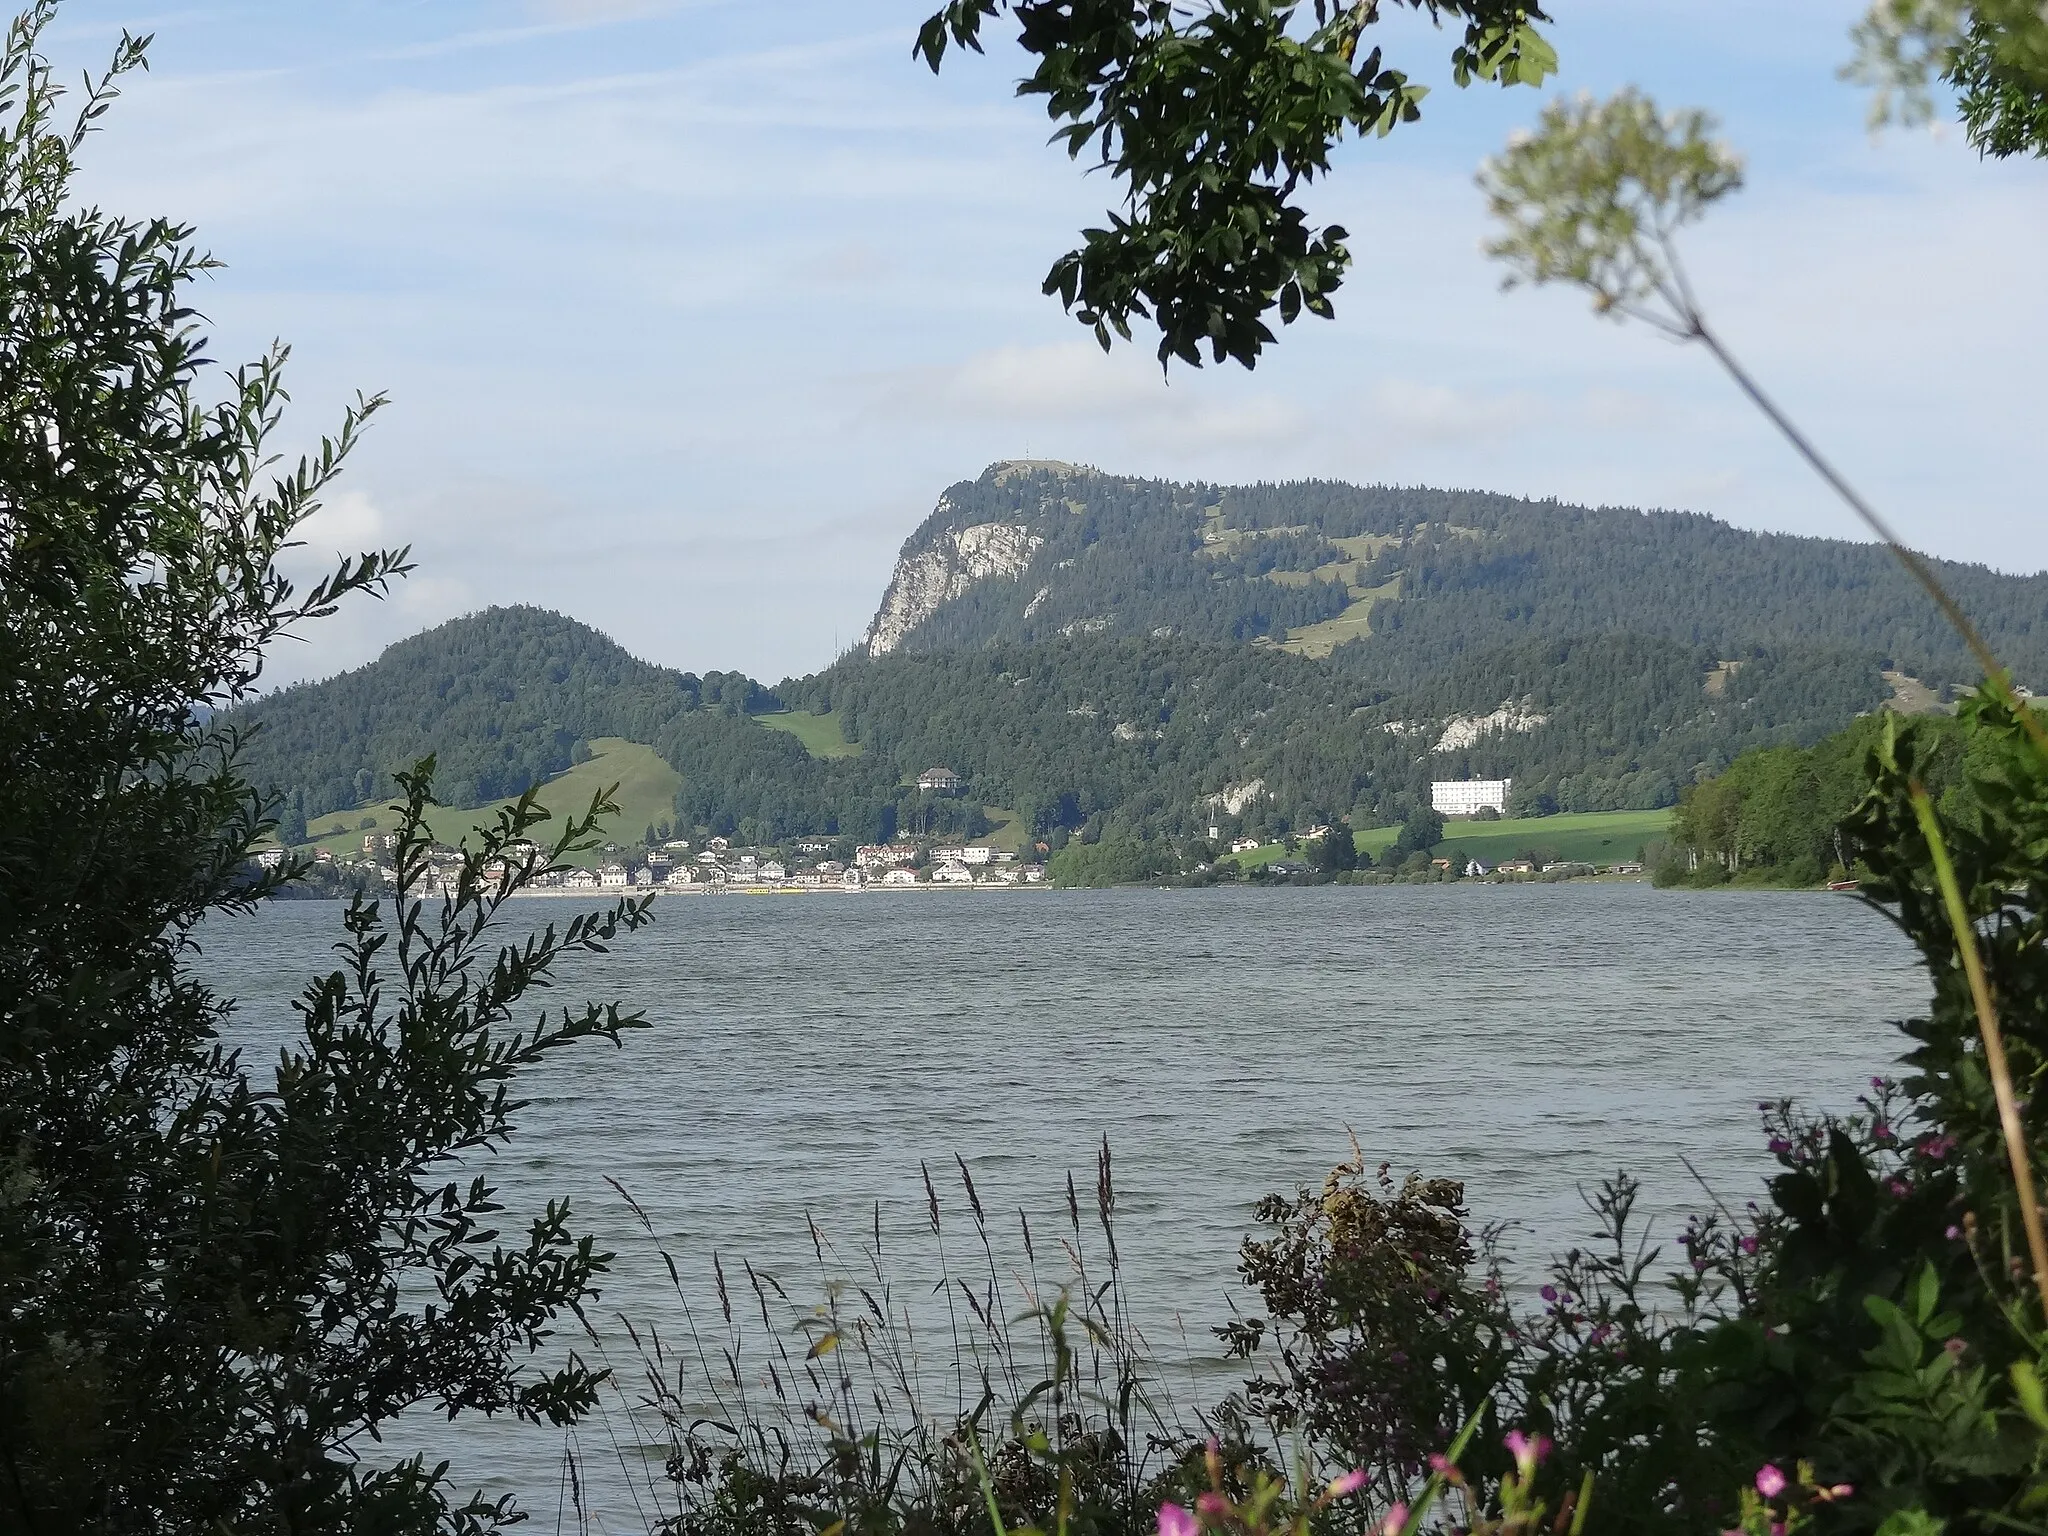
(859, 462, 2048, 690)
(237, 463, 2047, 857)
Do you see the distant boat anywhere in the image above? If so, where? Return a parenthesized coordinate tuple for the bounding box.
(1827, 880, 1860, 892)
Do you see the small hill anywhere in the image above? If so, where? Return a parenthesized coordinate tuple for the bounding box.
(859, 463, 2048, 691)
(236, 606, 767, 832)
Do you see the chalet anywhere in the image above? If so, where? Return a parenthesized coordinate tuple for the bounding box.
(1496, 859, 1536, 875)
(882, 868, 918, 886)
(1230, 837, 1262, 854)
(632, 867, 657, 886)
(929, 861, 974, 885)
(255, 848, 287, 870)
(565, 868, 600, 890)
(599, 864, 630, 887)
(664, 867, 695, 887)
(759, 861, 787, 881)
(1464, 858, 1490, 877)
(917, 766, 962, 794)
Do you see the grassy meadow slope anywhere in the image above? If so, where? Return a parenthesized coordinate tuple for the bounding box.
(305, 739, 683, 866)
(1219, 809, 1671, 871)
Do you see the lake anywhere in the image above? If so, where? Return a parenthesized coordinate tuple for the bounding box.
(203, 882, 1928, 1531)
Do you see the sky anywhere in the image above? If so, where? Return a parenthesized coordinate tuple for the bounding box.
(51, 0, 2048, 687)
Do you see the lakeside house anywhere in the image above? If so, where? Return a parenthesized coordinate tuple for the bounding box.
(917, 766, 961, 794)
(759, 861, 786, 881)
(1431, 778, 1512, 816)
(930, 860, 973, 885)
(840, 868, 865, 890)
(882, 868, 918, 886)
(599, 864, 630, 887)
(1465, 858, 1490, 877)
(1230, 837, 1262, 854)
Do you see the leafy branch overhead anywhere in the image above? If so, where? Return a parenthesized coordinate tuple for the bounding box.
(1846, 0, 2048, 158)
(915, 0, 1556, 369)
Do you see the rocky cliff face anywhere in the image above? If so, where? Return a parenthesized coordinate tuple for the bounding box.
(859, 495, 1045, 656)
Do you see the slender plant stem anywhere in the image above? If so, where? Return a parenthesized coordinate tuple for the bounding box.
(1690, 319, 2048, 754)
(1909, 783, 2048, 1321)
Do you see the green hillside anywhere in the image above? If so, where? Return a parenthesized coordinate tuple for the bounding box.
(305, 739, 682, 866)
(237, 463, 2045, 863)
(236, 605, 767, 838)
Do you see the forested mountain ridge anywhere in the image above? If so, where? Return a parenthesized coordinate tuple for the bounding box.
(862, 462, 2048, 689)
(237, 607, 1891, 854)
(239, 455, 2047, 853)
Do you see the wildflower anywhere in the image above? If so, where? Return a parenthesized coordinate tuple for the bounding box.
(1947, 1224, 1963, 1240)
(1158, 1505, 1197, 1536)
(1328, 1468, 1368, 1499)
(1888, 1177, 1910, 1198)
(1768, 1137, 1793, 1155)
(1382, 1501, 1410, 1536)
(1944, 1337, 1966, 1358)
(1740, 1235, 1760, 1255)
(1813, 1483, 1854, 1503)
(1505, 1430, 1552, 1477)
(1540, 1284, 1558, 1303)
(1197, 1492, 1231, 1519)
(1871, 1076, 1885, 1090)
(1588, 1323, 1614, 1346)
(1872, 1120, 1893, 1141)
(1755, 1464, 1787, 1499)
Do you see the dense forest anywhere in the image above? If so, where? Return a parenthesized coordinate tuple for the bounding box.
(1658, 708, 2000, 888)
(232, 604, 1899, 853)
(234, 606, 767, 833)
(871, 464, 2048, 689)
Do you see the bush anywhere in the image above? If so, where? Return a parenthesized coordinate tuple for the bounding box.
(0, 13, 650, 1528)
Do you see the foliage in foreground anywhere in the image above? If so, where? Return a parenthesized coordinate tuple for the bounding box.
(0, 9, 648, 1529)
(614, 693, 2048, 1536)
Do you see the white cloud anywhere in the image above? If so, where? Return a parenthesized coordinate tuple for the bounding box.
(44, 0, 2046, 687)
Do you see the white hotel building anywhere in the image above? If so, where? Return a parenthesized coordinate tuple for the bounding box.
(1431, 778, 1512, 817)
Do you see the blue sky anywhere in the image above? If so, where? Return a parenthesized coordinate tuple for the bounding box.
(53, 0, 2048, 686)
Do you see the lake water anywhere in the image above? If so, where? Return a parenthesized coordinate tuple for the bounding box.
(203, 882, 1928, 1532)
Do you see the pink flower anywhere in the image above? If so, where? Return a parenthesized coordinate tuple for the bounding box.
(1382, 1501, 1410, 1536)
(1197, 1492, 1231, 1519)
(1740, 1236, 1760, 1255)
(1158, 1505, 1197, 1536)
(1505, 1430, 1551, 1475)
(1327, 1469, 1368, 1499)
(1768, 1137, 1793, 1155)
(1755, 1464, 1788, 1499)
